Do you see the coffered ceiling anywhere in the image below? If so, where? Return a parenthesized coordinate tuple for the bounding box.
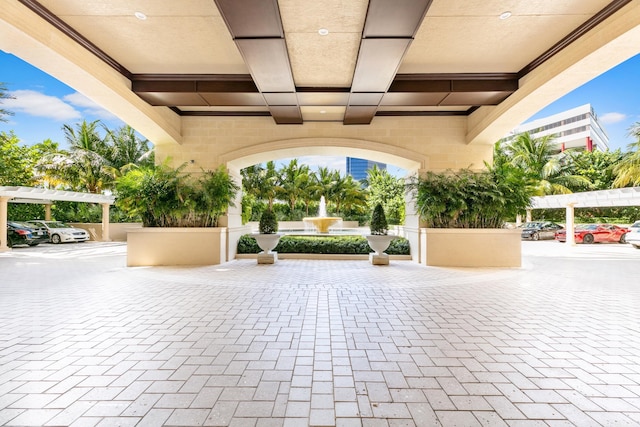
(18, 0, 630, 125)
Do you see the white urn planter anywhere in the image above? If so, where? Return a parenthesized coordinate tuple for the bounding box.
(365, 234, 395, 265)
(254, 233, 281, 264)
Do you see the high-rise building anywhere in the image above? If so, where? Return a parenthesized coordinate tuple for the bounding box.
(346, 157, 386, 181)
(507, 104, 610, 152)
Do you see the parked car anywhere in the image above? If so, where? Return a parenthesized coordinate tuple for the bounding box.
(6, 221, 48, 247)
(7, 222, 35, 248)
(25, 220, 90, 244)
(520, 221, 564, 240)
(626, 220, 640, 249)
(555, 223, 630, 244)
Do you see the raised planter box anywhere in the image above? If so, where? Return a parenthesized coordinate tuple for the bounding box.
(421, 228, 521, 267)
(70, 222, 142, 241)
(127, 227, 227, 267)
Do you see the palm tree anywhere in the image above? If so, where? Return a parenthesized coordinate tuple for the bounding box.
(507, 131, 590, 195)
(276, 159, 311, 217)
(36, 120, 116, 193)
(0, 82, 14, 122)
(613, 123, 640, 187)
(241, 161, 279, 209)
(334, 174, 367, 216)
(104, 125, 154, 171)
(313, 167, 341, 213)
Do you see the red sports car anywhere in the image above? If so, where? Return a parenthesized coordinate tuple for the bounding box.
(555, 224, 630, 244)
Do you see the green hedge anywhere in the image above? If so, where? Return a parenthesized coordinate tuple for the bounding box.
(237, 234, 410, 255)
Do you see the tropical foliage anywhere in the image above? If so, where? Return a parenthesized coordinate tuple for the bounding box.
(410, 166, 533, 228)
(36, 120, 154, 193)
(240, 160, 403, 225)
(502, 131, 590, 195)
(115, 163, 238, 227)
(612, 124, 640, 187)
(0, 81, 13, 122)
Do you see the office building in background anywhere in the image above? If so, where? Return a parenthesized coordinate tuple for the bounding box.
(507, 104, 610, 152)
(346, 157, 386, 181)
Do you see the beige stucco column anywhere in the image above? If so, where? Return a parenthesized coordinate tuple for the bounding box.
(516, 214, 522, 227)
(565, 203, 576, 246)
(44, 204, 52, 220)
(0, 197, 11, 251)
(525, 209, 532, 222)
(101, 203, 112, 242)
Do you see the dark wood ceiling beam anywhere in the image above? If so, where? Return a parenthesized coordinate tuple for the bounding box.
(363, 0, 433, 37)
(344, 0, 433, 125)
(213, 0, 301, 124)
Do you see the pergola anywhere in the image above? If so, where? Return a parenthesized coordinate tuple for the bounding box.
(0, 186, 115, 251)
(526, 187, 640, 245)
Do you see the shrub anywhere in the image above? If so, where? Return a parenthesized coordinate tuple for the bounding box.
(409, 168, 532, 228)
(237, 234, 410, 255)
(370, 203, 388, 235)
(259, 209, 278, 234)
(115, 163, 238, 227)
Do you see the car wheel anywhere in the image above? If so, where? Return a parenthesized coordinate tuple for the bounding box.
(583, 234, 594, 244)
(51, 234, 62, 244)
(620, 233, 627, 244)
(532, 232, 539, 241)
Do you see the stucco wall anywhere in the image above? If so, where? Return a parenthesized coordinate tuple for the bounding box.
(154, 115, 493, 173)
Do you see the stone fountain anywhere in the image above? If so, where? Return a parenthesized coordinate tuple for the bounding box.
(303, 196, 342, 233)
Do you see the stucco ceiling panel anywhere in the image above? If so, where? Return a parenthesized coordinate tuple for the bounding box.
(427, 0, 608, 16)
(279, 0, 368, 33)
(401, 14, 593, 74)
(61, 15, 247, 74)
(286, 32, 360, 87)
(38, 0, 220, 17)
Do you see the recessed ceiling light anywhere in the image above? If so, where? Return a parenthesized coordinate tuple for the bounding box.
(318, 28, 329, 36)
(134, 11, 147, 20)
(499, 11, 512, 20)
(320, 110, 327, 114)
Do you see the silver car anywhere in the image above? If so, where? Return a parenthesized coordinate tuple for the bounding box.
(26, 220, 90, 244)
(626, 221, 640, 249)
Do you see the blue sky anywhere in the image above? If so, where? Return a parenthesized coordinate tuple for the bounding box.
(1, 49, 639, 174)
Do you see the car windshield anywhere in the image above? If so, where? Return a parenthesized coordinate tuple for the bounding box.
(521, 222, 542, 228)
(631, 221, 640, 228)
(46, 221, 72, 228)
(577, 224, 598, 230)
(10, 221, 35, 228)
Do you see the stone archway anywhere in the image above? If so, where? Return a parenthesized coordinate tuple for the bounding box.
(218, 137, 426, 261)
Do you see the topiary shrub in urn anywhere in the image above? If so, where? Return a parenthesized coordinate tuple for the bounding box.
(254, 209, 281, 264)
(366, 203, 395, 265)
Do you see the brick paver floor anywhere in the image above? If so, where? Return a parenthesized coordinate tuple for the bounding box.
(1, 241, 640, 426)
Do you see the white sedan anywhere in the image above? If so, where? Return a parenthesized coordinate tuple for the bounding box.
(26, 220, 90, 244)
(626, 220, 640, 249)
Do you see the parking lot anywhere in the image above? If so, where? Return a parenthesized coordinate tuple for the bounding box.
(0, 241, 639, 426)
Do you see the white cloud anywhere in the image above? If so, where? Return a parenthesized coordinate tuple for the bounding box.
(63, 92, 118, 120)
(600, 112, 627, 124)
(5, 90, 81, 121)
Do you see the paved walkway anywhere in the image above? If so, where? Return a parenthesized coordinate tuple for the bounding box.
(1, 241, 639, 426)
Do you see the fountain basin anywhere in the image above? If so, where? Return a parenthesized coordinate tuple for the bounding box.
(303, 217, 342, 233)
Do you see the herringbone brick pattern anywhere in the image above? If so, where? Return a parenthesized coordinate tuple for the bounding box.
(1, 242, 639, 426)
